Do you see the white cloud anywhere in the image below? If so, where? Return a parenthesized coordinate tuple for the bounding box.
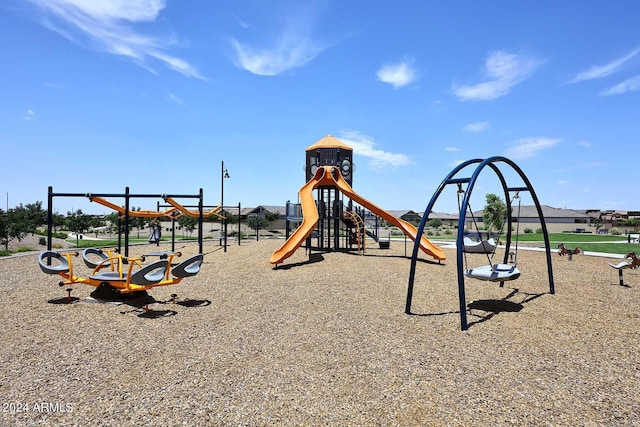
(558, 179, 567, 185)
(24, 109, 36, 120)
(463, 121, 490, 133)
(576, 140, 592, 147)
(504, 137, 561, 160)
(569, 47, 640, 83)
(25, 0, 203, 79)
(376, 59, 417, 89)
(231, 5, 327, 76)
(452, 50, 542, 101)
(168, 93, 185, 106)
(445, 147, 461, 152)
(231, 38, 324, 76)
(601, 74, 640, 96)
(338, 130, 413, 169)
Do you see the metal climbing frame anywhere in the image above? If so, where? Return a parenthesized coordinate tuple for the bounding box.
(46, 186, 205, 257)
(405, 156, 555, 330)
(342, 209, 365, 254)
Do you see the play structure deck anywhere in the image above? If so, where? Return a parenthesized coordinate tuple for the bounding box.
(270, 165, 445, 265)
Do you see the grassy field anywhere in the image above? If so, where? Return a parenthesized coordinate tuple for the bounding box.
(516, 232, 638, 254)
(427, 232, 639, 255)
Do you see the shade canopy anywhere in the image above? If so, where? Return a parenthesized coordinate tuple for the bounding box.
(306, 135, 353, 152)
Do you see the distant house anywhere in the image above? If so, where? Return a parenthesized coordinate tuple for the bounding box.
(467, 205, 594, 233)
(592, 210, 640, 233)
(427, 211, 459, 227)
(600, 210, 628, 224)
(387, 210, 422, 225)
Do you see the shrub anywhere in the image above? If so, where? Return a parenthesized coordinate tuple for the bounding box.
(610, 228, 622, 235)
(427, 230, 433, 236)
(444, 229, 453, 235)
(524, 228, 533, 234)
(39, 237, 46, 246)
(428, 218, 442, 228)
(536, 228, 543, 234)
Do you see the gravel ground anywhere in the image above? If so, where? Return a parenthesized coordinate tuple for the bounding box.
(1, 238, 639, 426)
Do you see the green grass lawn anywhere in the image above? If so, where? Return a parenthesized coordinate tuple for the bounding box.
(428, 232, 639, 255)
(518, 233, 638, 254)
(517, 233, 626, 243)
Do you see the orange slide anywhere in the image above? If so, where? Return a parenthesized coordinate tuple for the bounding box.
(270, 166, 446, 265)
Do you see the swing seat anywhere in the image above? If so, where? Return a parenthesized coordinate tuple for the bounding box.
(463, 237, 497, 254)
(465, 264, 521, 282)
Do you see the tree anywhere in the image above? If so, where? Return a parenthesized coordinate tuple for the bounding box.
(51, 212, 65, 232)
(224, 213, 238, 225)
(591, 215, 603, 233)
(89, 215, 106, 232)
(129, 207, 147, 238)
(1, 207, 33, 250)
(177, 215, 197, 237)
(0, 209, 9, 250)
(427, 218, 443, 228)
(24, 202, 47, 232)
(483, 193, 507, 234)
(105, 212, 121, 235)
(65, 209, 92, 236)
(246, 215, 268, 233)
(264, 210, 280, 230)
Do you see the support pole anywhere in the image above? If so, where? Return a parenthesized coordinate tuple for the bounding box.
(198, 188, 203, 254)
(124, 186, 130, 257)
(47, 186, 53, 252)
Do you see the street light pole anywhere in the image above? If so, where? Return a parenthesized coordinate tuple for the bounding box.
(221, 161, 230, 252)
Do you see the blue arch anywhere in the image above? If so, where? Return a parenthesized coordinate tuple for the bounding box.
(405, 156, 554, 330)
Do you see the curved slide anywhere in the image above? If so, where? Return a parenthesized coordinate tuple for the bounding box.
(270, 166, 446, 265)
(269, 167, 327, 265)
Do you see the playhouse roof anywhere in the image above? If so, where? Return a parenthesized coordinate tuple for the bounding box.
(306, 135, 353, 151)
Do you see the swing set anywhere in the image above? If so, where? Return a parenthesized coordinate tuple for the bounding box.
(460, 187, 522, 282)
(405, 156, 554, 330)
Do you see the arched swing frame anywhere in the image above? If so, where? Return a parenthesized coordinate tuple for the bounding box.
(406, 156, 554, 330)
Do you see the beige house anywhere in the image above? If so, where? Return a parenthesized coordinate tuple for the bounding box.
(466, 205, 595, 234)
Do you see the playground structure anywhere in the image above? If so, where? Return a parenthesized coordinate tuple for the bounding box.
(40, 186, 218, 303)
(557, 243, 583, 261)
(45, 186, 225, 256)
(270, 136, 446, 265)
(608, 251, 640, 287)
(38, 247, 203, 300)
(406, 156, 555, 330)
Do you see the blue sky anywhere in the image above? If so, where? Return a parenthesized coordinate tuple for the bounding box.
(2, 0, 639, 216)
